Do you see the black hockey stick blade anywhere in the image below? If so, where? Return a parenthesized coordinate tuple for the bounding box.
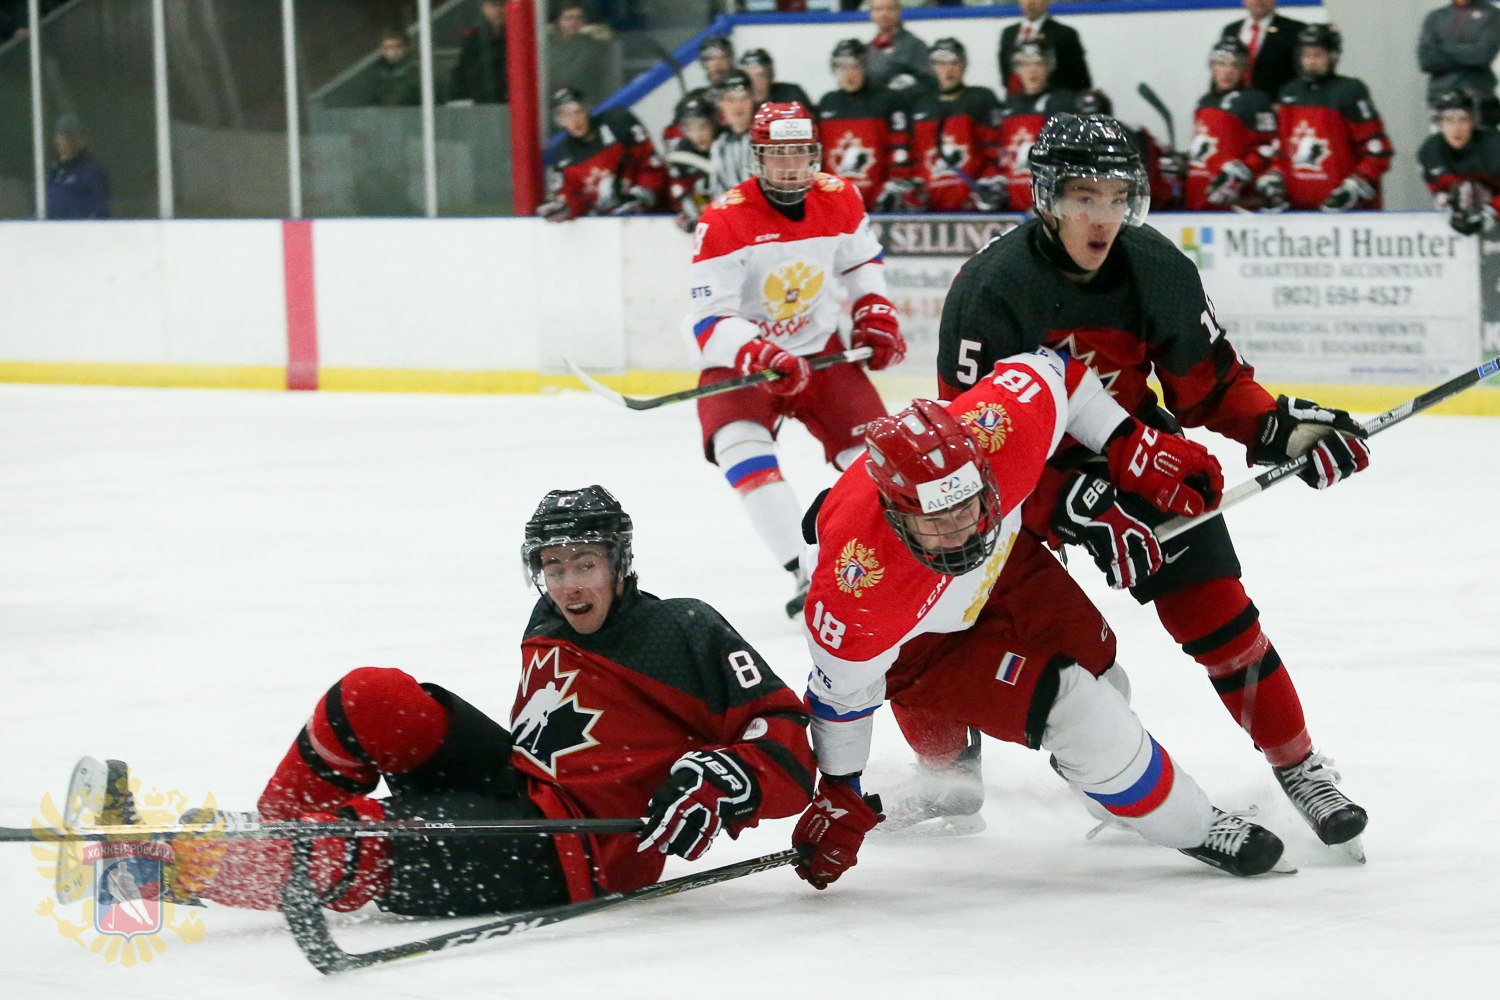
(2, 815, 645, 844)
(565, 347, 874, 411)
(1135, 81, 1176, 151)
(282, 842, 799, 974)
(1156, 356, 1500, 542)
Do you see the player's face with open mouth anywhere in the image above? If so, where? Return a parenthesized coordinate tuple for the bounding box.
(1056, 177, 1130, 272)
(540, 543, 618, 634)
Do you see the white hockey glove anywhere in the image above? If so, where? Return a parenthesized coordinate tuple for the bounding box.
(1320, 175, 1375, 213)
(1255, 173, 1289, 213)
(1206, 159, 1252, 206)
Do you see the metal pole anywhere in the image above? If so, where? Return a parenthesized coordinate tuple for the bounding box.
(281, 0, 302, 218)
(416, 0, 437, 218)
(151, 0, 174, 218)
(27, 0, 43, 219)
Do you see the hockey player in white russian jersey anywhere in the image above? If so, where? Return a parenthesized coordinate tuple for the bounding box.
(684, 100, 906, 617)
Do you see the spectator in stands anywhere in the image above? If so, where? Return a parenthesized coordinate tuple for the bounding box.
(998, 0, 1091, 97)
(818, 37, 910, 212)
(1220, 0, 1306, 100)
(867, 0, 935, 97)
(737, 48, 815, 113)
(46, 115, 110, 220)
(537, 87, 665, 222)
(547, 2, 611, 107)
(1418, 89, 1500, 235)
(450, 0, 508, 104)
(708, 70, 756, 196)
(368, 29, 421, 107)
(1418, 1, 1500, 126)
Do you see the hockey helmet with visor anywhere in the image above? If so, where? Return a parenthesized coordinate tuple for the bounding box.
(522, 485, 634, 590)
(1030, 113, 1150, 227)
(751, 101, 821, 206)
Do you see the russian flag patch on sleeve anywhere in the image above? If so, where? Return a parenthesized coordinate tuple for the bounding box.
(996, 652, 1025, 685)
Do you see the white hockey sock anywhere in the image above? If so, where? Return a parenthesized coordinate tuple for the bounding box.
(713, 422, 805, 568)
(1043, 664, 1212, 850)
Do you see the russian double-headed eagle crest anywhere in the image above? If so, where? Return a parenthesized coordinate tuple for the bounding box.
(763, 261, 825, 321)
(962, 402, 1013, 453)
(834, 538, 884, 596)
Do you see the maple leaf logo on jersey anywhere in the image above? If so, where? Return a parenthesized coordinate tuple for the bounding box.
(1054, 331, 1122, 396)
(1005, 126, 1036, 178)
(832, 133, 875, 180)
(834, 538, 884, 596)
(961, 402, 1013, 453)
(512, 646, 602, 777)
(1189, 124, 1217, 168)
(584, 166, 618, 207)
(764, 262, 826, 321)
(926, 137, 970, 179)
(1288, 121, 1330, 175)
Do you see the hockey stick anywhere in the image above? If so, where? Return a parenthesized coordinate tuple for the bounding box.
(2, 815, 646, 844)
(1136, 82, 1176, 151)
(1156, 356, 1500, 543)
(565, 347, 874, 411)
(282, 843, 799, 974)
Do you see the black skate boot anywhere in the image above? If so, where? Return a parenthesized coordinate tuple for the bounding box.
(879, 728, 985, 834)
(784, 561, 810, 618)
(1275, 751, 1368, 862)
(1180, 808, 1289, 877)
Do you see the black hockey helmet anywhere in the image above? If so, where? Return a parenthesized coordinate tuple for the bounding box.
(1010, 36, 1056, 71)
(737, 48, 774, 73)
(1030, 113, 1150, 227)
(698, 34, 733, 64)
(1076, 89, 1113, 116)
(674, 93, 716, 125)
(1296, 23, 1342, 78)
(550, 86, 587, 113)
(713, 70, 753, 102)
(1430, 89, 1472, 116)
(929, 37, 967, 65)
(831, 37, 868, 66)
(522, 486, 634, 587)
(1209, 35, 1250, 70)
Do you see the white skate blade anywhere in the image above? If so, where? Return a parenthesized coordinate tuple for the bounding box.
(1270, 856, 1299, 875)
(1333, 836, 1366, 864)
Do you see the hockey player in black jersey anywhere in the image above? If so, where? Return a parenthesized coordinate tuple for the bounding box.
(911, 114, 1372, 859)
(817, 38, 911, 211)
(738, 48, 816, 114)
(905, 37, 1005, 213)
(1418, 89, 1500, 236)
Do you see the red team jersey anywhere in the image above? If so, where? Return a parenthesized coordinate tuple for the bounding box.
(550, 108, 668, 217)
(817, 85, 911, 210)
(998, 89, 1078, 212)
(1269, 75, 1391, 209)
(907, 86, 1005, 212)
(514, 591, 814, 901)
(800, 349, 1130, 775)
(1186, 88, 1278, 210)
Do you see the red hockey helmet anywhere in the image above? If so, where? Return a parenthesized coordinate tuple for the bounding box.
(864, 399, 1003, 576)
(750, 101, 821, 206)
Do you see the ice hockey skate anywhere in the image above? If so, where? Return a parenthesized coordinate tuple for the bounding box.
(784, 562, 810, 618)
(877, 730, 986, 835)
(1180, 808, 1293, 876)
(1275, 751, 1368, 863)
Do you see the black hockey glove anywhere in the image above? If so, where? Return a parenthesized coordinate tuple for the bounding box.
(1255, 173, 1289, 213)
(875, 178, 916, 213)
(1451, 202, 1497, 236)
(1051, 474, 1163, 590)
(971, 176, 1007, 212)
(638, 749, 760, 861)
(611, 185, 657, 216)
(1207, 160, 1252, 206)
(1251, 395, 1372, 490)
(537, 199, 572, 224)
(1320, 175, 1375, 213)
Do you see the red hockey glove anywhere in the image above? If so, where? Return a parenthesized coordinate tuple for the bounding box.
(1106, 421, 1223, 517)
(850, 294, 906, 371)
(1052, 474, 1163, 590)
(1251, 396, 1371, 490)
(792, 779, 883, 890)
(638, 749, 760, 861)
(735, 338, 811, 396)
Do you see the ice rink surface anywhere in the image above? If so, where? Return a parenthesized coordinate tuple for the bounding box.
(2, 382, 1497, 998)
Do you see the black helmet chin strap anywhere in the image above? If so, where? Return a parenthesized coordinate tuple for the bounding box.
(1034, 219, 1093, 275)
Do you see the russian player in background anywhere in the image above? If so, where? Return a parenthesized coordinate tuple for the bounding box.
(538, 88, 666, 222)
(666, 95, 719, 233)
(1417, 89, 1500, 237)
(790, 348, 1293, 888)
(1186, 37, 1278, 212)
(100, 487, 815, 917)
(997, 38, 1079, 213)
(929, 114, 1372, 858)
(1254, 23, 1392, 213)
(903, 38, 1005, 213)
(816, 38, 911, 212)
(685, 101, 906, 617)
